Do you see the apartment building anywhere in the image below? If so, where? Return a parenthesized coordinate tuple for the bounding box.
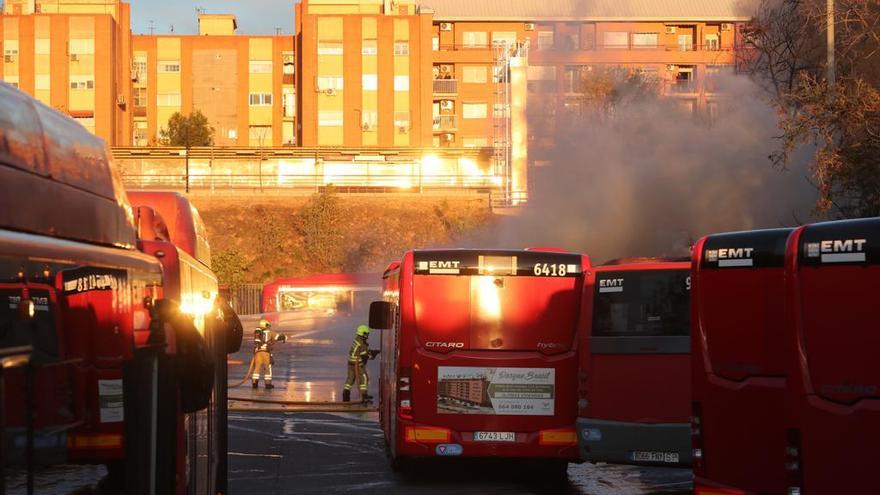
(0, 0, 133, 145)
(131, 16, 295, 147)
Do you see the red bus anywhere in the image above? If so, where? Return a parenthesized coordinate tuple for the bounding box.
(128, 191, 229, 495)
(690, 228, 793, 495)
(0, 84, 162, 472)
(577, 258, 692, 467)
(370, 249, 590, 475)
(262, 273, 380, 315)
(782, 218, 879, 494)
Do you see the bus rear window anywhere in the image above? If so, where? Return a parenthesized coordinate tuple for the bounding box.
(592, 270, 690, 337)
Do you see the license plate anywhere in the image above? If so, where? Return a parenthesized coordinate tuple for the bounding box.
(473, 431, 516, 442)
(630, 451, 680, 464)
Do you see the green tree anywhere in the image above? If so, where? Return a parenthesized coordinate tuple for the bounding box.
(159, 111, 215, 147)
(212, 247, 250, 290)
(297, 186, 345, 272)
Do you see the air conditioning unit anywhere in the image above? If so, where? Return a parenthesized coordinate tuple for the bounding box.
(324, 88, 336, 96)
(440, 100, 453, 111)
(439, 22, 452, 32)
(70, 53, 79, 62)
(665, 26, 677, 34)
(441, 133, 454, 142)
(362, 123, 375, 132)
(524, 23, 535, 31)
(666, 64, 678, 71)
(440, 64, 452, 74)
(720, 23, 733, 32)
(398, 126, 409, 134)
(3, 55, 14, 63)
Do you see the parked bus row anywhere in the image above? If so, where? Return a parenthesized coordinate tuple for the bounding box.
(0, 83, 239, 494)
(369, 217, 878, 494)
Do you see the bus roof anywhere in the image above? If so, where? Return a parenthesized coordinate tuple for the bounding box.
(410, 248, 587, 276)
(699, 228, 793, 269)
(602, 256, 690, 266)
(127, 192, 211, 268)
(0, 83, 136, 248)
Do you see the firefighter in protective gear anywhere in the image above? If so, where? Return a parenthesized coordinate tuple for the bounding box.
(343, 325, 379, 403)
(253, 319, 286, 389)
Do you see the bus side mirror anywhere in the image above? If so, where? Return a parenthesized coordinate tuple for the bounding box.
(369, 301, 393, 330)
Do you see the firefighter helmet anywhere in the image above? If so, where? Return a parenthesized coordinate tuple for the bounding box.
(356, 324, 370, 337)
(259, 319, 271, 330)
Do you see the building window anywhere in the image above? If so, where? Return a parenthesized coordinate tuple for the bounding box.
(462, 65, 488, 84)
(706, 34, 720, 51)
(393, 112, 410, 129)
(462, 31, 488, 48)
(35, 39, 50, 55)
(248, 93, 273, 106)
(362, 74, 378, 91)
(282, 89, 295, 117)
(318, 110, 343, 127)
(3, 40, 20, 57)
(462, 136, 489, 148)
(2, 76, 19, 88)
(69, 39, 95, 54)
(134, 87, 147, 107)
(361, 111, 378, 131)
(249, 61, 272, 73)
(35, 75, 50, 91)
(133, 55, 148, 83)
(283, 52, 295, 74)
(632, 32, 658, 48)
(69, 76, 95, 89)
(603, 32, 628, 48)
(393, 41, 409, 56)
(316, 76, 343, 91)
(462, 102, 488, 119)
(432, 36, 439, 51)
(158, 61, 181, 73)
(536, 30, 554, 50)
(317, 42, 343, 55)
(73, 117, 95, 129)
(563, 66, 587, 93)
(637, 67, 659, 82)
(156, 93, 181, 106)
(133, 121, 148, 146)
(492, 32, 517, 45)
(248, 125, 272, 146)
(394, 75, 409, 91)
(362, 40, 378, 55)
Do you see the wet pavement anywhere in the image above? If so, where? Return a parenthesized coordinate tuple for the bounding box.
(229, 310, 692, 495)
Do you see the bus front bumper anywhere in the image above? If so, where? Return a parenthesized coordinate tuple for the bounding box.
(577, 417, 691, 467)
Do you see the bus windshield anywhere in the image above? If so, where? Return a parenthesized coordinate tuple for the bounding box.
(592, 270, 690, 337)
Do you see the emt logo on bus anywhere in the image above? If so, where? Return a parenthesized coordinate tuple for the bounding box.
(598, 278, 624, 293)
(705, 247, 755, 267)
(806, 238, 868, 263)
(417, 260, 461, 275)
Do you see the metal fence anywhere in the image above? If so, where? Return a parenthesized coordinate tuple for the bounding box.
(223, 284, 263, 316)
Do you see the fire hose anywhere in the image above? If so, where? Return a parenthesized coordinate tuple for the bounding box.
(227, 353, 258, 388)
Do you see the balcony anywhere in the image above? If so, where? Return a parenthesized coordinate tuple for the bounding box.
(668, 80, 697, 94)
(432, 78, 458, 95)
(432, 114, 457, 131)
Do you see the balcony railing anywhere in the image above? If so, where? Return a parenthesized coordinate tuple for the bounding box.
(432, 78, 458, 94)
(668, 80, 697, 94)
(432, 114, 457, 131)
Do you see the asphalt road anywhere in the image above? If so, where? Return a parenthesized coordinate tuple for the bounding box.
(228, 311, 692, 495)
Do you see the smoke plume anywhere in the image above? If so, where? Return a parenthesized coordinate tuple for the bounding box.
(469, 74, 818, 263)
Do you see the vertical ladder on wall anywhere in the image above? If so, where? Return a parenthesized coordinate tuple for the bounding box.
(492, 42, 513, 208)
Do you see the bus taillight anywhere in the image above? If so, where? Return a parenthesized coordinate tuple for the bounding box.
(538, 428, 577, 446)
(397, 367, 413, 420)
(691, 401, 704, 470)
(785, 428, 803, 495)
